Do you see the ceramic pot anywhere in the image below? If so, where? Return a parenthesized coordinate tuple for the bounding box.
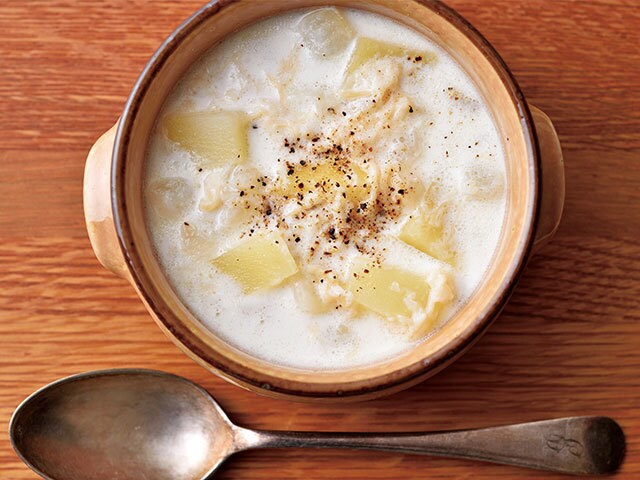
(84, 0, 564, 401)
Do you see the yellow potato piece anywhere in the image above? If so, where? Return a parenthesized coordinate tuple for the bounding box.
(399, 205, 456, 265)
(211, 232, 298, 293)
(348, 261, 430, 319)
(346, 37, 432, 76)
(279, 161, 370, 204)
(164, 110, 249, 166)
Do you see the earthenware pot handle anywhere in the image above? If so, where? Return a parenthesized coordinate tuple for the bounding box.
(84, 111, 561, 274)
(83, 122, 130, 279)
(530, 105, 565, 251)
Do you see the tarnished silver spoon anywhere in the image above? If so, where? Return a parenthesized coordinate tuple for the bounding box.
(10, 369, 625, 479)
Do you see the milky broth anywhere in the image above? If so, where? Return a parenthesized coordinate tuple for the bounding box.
(144, 8, 507, 369)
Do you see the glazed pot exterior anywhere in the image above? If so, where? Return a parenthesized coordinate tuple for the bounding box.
(84, 0, 564, 401)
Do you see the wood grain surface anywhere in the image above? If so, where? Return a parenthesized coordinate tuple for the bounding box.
(1, 1, 639, 478)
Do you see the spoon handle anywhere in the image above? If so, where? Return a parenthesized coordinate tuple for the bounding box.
(240, 416, 624, 475)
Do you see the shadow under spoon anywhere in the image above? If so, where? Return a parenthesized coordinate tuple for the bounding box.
(10, 369, 625, 479)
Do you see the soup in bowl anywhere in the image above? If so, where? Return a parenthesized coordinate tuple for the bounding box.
(84, 0, 564, 401)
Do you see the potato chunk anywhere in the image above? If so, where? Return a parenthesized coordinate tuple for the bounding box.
(297, 8, 355, 57)
(412, 271, 455, 339)
(146, 177, 193, 219)
(346, 37, 432, 76)
(347, 261, 430, 319)
(461, 164, 505, 201)
(180, 223, 217, 260)
(199, 170, 227, 212)
(399, 203, 456, 265)
(293, 279, 329, 314)
(164, 110, 249, 166)
(211, 232, 298, 293)
(278, 161, 370, 205)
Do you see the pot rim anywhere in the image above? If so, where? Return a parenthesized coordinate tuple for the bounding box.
(111, 0, 541, 399)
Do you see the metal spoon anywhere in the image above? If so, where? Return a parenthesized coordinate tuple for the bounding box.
(10, 369, 625, 479)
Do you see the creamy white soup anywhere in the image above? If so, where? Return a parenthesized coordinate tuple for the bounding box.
(144, 7, 507, 369)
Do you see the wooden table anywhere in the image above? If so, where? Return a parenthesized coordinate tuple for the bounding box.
(1, 1, 638, 478)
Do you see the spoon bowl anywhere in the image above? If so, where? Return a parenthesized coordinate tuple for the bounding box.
(11, 369, 625, 479)
(10, 370, 236, 480)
